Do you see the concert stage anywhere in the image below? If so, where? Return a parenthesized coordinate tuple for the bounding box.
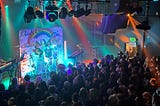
(19, 27, 64, 78)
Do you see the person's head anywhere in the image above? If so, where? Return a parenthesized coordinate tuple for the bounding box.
(150, 77, 157, 87)
(155, 87, 160, 96)
(11, 78, 18, 85)
(24, 74, 30, 82)
(8, 97, 16, 106)
(79, 87, 88, 99)
(57, 64, 66, 71)
(72, 92, 79, 103)
(60, 101, 68, 106)
(89, 88, 99, 101)
(0, 83, 5, 91)
(63, 81, 70, 89)
(50, 71, 57, 80)
(142, 92, 151, 101)
(36, 76, 42, 83)
(48, 85, 56, 94)
(72, 102, 82, 106)
(27, 82, 35, 94)
(38, 81, 48, 92)
(18, 84, 26, 93)
(118, 84, 127, 94)
(128, 84, 137, 95)
(108, 94, 118, 106)
(44, 96, 56, 106)
(93, 58, 99, 65)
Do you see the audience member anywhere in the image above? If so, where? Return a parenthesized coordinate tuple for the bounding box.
(0, 52, 160, 106)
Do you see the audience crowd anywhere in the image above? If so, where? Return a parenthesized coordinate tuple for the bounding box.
(0, 52, 160, 106)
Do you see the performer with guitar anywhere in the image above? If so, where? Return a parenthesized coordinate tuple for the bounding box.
(30, 41, 46, 75)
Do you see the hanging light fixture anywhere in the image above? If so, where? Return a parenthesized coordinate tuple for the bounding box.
(24, 6, 36, 23)
(45, 2, 59, 22)
(59, 7, 68, 19)
(35, 6, 44, 19)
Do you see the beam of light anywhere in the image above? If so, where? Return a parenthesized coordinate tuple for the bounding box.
(119, 35, 129, 43)
(2, 0, 26, 58)
(66, 0, 73, 10)
(100, 46, 112, 55)
(39, 19, 76, 63)
(14, 0, 21, 3)
(149, 32, 160, 45)
(57, 0, 64, 8)
(57, 19, 79, 64)
(114, 41, 121, 49)
(64, 40, 67, 60)
(98, 45, 118, 57)
(144, 47, 151, 59)
(147, 31, 160, 49)
(1, 77, 10, 90)
(60, 19, 77, 42)
(4, 5, 14, 56)
(72, 17, 92, 54)
(127, 15, 153, 58)
(5, 5, 8, 8)
(141, 31, 151, 58)
(60, 19, 80, 60)
(131, 17, 141, 25)
(76, 18, 92, 40)
(0, 1, 7, 22)
(34, 18, 44, 28)
(83, 59, 93, 65)
(14, 1, 28, 28)
(128, 15, 142, 42)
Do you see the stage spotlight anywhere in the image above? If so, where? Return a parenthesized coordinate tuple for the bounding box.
(45, 4, 59, 22)
(24, 12, 32, 23)
(84, 4, 91, 16)
(127, 13, 131, 17)
(74, 8, 85, 18)
(47, 11, 58, 22)
(59, 7, 68, 19)
(68, 10, 75, 17)
(35, 10, 44, 18)
(45, 4, 59, 11)
(85, 9, 91, 16)
(26, 6, 36, 18)
(24, 6, 36, 23)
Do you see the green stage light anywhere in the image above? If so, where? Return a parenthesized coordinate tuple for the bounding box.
(130, 37, 136, 42)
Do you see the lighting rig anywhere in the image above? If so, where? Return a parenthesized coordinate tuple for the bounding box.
(24, 0, 92, 23)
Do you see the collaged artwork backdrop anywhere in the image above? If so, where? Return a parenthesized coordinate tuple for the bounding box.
(19, 27, 63, 77)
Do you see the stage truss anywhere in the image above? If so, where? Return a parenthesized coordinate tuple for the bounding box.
(19, 27, 63, 77)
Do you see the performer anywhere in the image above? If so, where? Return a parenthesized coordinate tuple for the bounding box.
(31, 41, 46, 75)
(44, 38, 58, 72)
(34, 41, 43, 58)
(44, 45, 55, 72)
